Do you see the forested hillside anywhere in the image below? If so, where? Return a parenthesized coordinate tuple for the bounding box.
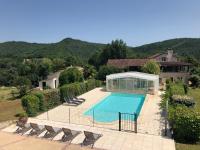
(0, 38, 200, 60)
(128, 38, 200, 59)
(0, 38, 104, 60)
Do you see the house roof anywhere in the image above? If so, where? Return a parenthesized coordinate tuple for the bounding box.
(40, 70, 63, 82)
(107, 59, 192, 68)
(148, 53, 163, 59)
(107, 59, 152, 68)
(147, 52, 178, 59)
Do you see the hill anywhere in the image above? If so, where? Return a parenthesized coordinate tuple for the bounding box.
(0, 37, 200, 60)
(0, 38, 104, 60)
(128, 38, 200, 59)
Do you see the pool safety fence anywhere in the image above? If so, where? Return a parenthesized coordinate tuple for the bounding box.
(119, 112, 137, 133)
(35, 106, 137, 132)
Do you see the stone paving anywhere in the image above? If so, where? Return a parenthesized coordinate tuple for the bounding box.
(0, 131, 102, 150)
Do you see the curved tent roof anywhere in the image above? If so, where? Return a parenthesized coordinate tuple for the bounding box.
(106, 72, 159, 81)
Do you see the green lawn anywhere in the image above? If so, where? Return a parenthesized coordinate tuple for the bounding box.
(188, 88, 200, 112)
(176, 143, 200, 150)
(175, 88, 200, 150)
(0, 87, 24, 122)
(0, 86, 18, 101)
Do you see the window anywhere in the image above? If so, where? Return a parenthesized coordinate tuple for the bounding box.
(161, 57, 166, 61)
(42, 82, 46, 88)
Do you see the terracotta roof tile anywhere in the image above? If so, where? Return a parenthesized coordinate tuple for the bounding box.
(107, 59, 152, 68)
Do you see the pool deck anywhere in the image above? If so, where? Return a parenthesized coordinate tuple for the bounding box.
(2, 88, 175, 150)
(0, 131, 102, 150)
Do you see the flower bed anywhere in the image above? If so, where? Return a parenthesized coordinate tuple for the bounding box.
(171, 95, 195, 107)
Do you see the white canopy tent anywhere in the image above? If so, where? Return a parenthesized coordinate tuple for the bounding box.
(106, 72, 159, 94)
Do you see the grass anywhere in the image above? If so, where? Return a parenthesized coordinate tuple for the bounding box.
(0, 86, 18, 101)
(0, 100, 24, 122)
(176, 143, 200, 150)
(188, 88, 200, 112)
(175, 87, 200, 150)
(0, 87, 23, 122)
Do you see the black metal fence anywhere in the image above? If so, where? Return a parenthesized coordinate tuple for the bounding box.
(119, 112, 137, 133)
(36, 106, 139, 132)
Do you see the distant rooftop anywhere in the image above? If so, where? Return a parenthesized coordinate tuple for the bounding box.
(107, 59, 152, 68)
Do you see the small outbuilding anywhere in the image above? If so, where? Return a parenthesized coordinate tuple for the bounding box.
(106, 72, 159, 95)
(39, 71, 62, 90)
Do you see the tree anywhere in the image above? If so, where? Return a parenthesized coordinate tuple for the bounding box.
(18, 64, 31, 76)
(52, 58, 65, 71)
(38, 58, 52, 80)
(142, 60, 160, 75)
(99, 39, 127, 65)
(65, 55, 82, 67)
(83, 65, 97, 79)
(88, 52, 101, 69)
(97, 65, 122, 80)
(21, 94, 40, 117)
(14, 76, 31, 97)
(59, 67, 83, 86)
(88, 39, 127, 68)
(189, 75, 200, 88)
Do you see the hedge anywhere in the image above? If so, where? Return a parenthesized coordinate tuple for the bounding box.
(169, 106, 200, 143)
(34, 92, 45, 111)
(60, 79, 102, 102)
(59, 67, 84, 86)
(42, 89, 61, 109)
(86, 79, 102, 91)
(163, 81, 200, 143)
(21, 94, 40, 117)
(169, 83, 185, 96)
(22, 89, 61, 117)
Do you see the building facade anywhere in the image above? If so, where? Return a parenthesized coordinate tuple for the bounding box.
(39, 71, 61, 90)
(107, 50, 192, 84)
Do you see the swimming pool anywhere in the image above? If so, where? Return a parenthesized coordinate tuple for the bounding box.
(84, 93, 145, 122)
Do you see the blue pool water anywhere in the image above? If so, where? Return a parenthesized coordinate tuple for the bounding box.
(84, 93, 145, 122)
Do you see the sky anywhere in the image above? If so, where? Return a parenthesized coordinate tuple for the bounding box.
(0, 0, 200, 46)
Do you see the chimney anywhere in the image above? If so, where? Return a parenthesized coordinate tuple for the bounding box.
(167, 49, 173, 61)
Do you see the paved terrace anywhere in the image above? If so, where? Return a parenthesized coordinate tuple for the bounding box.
(2, 88, 175, 150)
(0, 131, 101, 150)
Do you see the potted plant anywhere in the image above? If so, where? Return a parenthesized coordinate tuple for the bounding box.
(17, 112, 28, 124)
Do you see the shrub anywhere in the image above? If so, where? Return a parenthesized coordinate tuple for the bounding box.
(86, 79, 102, 91)
(95, 80, 102, 87)
(34, 92, 45, 111)
(15, 112, 27, 118)
(14, 76, 31, 97)
(60, 79, 102, 102)
(60, 83, 84, 102)
(168, 83, 185, 97)
(160, 91, 170, 109)
(171, 95, 195, 107)
(183, 84, 188, 94)
(171, 106, 200, 143)
(141, 60, 160, 75)
(189, 75, 200, 88)
(42, 89, 61, 109)
(59, 67, 83, 86)
(97, 65, 122, 80)
(83, 65, 97, 79)
(163, 80, 200, 143)
(21, 94, 40, 117)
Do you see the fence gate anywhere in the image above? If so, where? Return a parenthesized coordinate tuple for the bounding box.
(119, 112, 137, 133)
